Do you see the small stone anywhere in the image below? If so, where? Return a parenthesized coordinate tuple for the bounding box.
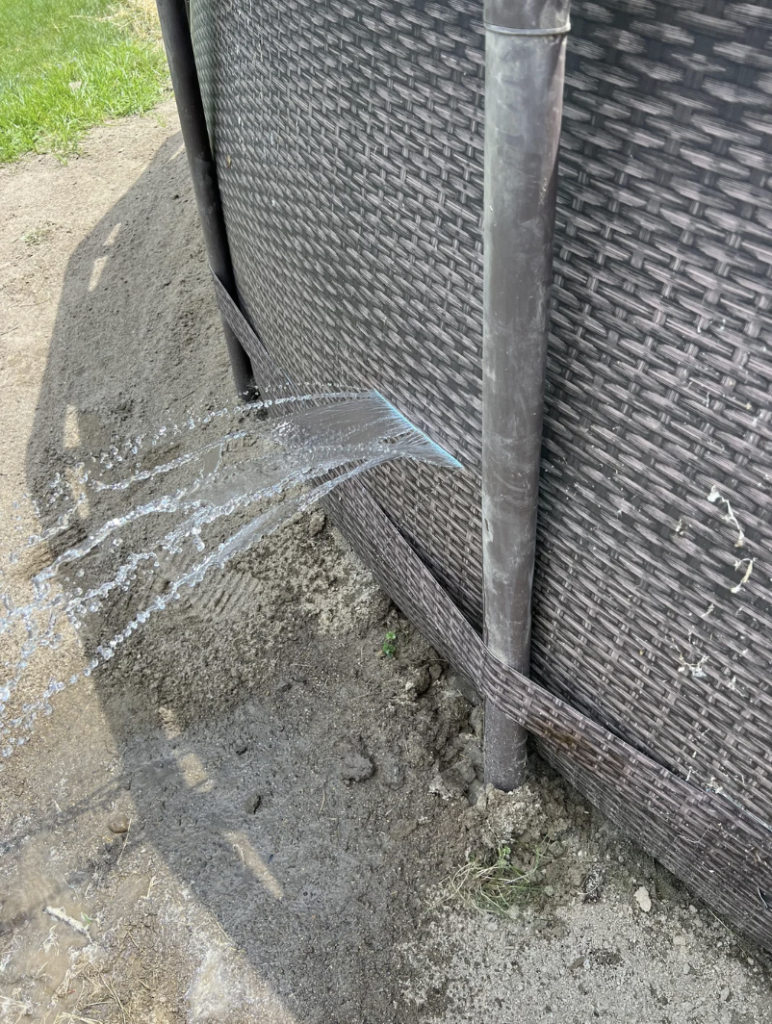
(673, 935, 686, 946)
(108, 813, 130, 835)
(244, 793, 262, 814)
(339, 754, 374, 783)
(544, 885, 555, 897)
(308, 511, 326, 537)
(682, 963, 691, 976)
(634, 887, 652, 913)
(720, 987, 730, 1002)
(428, 663, 443, 682)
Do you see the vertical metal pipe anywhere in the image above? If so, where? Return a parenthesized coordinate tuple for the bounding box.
(155, 0, 255, 399)
(482, 0, 570, 790)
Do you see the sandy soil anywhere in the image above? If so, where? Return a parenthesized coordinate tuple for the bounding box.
(1, 99, 772, 1024)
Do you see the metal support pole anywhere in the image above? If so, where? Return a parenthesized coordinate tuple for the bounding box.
(482, 0, 570, 790)
(156, 0, 255, 399)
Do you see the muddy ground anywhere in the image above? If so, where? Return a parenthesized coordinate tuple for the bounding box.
(1, 99, 771, 1024)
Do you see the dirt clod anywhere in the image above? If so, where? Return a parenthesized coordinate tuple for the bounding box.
(405, 666, 432, 699)
(338, 753, 375, 783)
(308, 510, 326, 537)
(582, 866, 604, 903)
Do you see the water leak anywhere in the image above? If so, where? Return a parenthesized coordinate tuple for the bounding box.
(0, 391, 460, 756)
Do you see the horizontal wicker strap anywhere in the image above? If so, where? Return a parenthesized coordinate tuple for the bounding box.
(213, 275, 772, 946)
(327, 476, 772, 944)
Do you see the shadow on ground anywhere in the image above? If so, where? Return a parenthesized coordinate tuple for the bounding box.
(20, 128, 475, 1023)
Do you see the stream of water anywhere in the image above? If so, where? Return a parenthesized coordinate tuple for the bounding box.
(0, 391, 460, 756)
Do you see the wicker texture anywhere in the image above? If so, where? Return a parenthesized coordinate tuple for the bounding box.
(192, 0, 772, 944)
(539, 0, 772, 854)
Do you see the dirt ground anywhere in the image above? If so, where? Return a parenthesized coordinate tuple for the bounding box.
(1, 98, 772, 1024)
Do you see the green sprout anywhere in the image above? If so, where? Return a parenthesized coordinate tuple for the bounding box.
(382, 630, 397, 658)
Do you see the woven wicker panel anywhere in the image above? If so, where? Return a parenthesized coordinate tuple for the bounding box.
(535, 0, 772, 843)
(192, 0, 772, 936)
(192, 0, 488, 624)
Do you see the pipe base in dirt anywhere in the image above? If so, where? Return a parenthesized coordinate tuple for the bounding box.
(483, 698, 529, 791)
(480, 0, 569, 792)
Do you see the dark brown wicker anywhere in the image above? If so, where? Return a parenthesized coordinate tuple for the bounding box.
(191, 0, 772, 946)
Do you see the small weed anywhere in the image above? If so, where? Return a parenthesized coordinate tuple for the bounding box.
(381, 630, 397, 658)
(21, 223, 55, 246)
(441, 844, 542, 916)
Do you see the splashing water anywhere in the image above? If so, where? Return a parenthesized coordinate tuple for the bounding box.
(0, 391, 460, 755)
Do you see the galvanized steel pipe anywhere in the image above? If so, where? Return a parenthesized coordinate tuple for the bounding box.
(482, 0, 570, 789)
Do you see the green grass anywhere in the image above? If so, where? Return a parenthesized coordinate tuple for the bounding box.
(0, 0, 168, 162)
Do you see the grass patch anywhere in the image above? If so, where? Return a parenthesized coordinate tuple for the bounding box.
(442, 844, 542, 917)
(0, 0, 168, 162)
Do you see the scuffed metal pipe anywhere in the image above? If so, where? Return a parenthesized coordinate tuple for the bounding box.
(156, 0, 254, 399)
(482, 0, 570, 790)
